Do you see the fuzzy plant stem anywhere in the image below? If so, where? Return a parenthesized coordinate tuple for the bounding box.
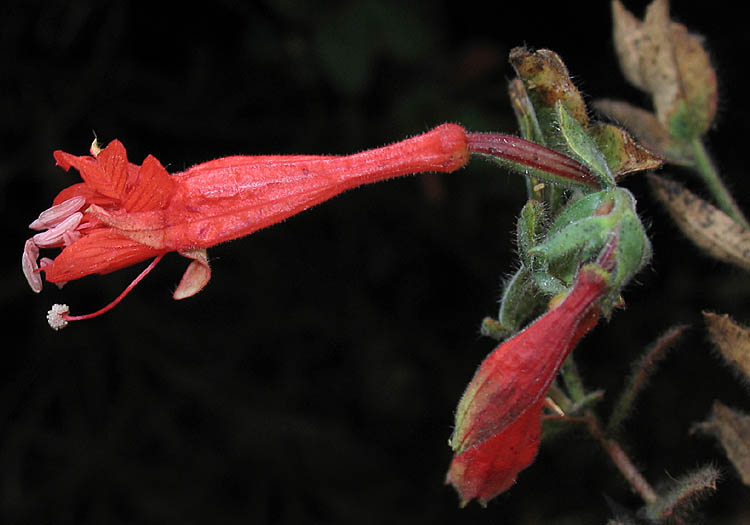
(690, 138, 749, 228)
(585, 411, 659, 505)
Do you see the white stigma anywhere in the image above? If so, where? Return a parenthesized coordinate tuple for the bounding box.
(47, 304, 70, 330)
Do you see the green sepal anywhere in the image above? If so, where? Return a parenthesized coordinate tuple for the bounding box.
(530, 191, 619, 287)
(548, 191, 616, 237)
(529, 189, 651, 309)
(517, 199, 546, 268)
(556, 101, 616, 188)
(612, 211, 651, 286)
(479, 317, 514, 341)
(536, 216, 615, 287)
(496, 265, 542, 336)
(533, 271, 568, 295)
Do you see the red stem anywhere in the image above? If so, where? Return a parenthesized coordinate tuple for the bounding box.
(586, 411, 659, 504)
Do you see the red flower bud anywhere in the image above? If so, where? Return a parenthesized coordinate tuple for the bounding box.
(446, 264, 609, 506)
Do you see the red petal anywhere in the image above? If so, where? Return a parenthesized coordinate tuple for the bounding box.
(42, 229, 164, 283)
(95, 139, 130, 199)
(122, 154, 175, 212)
(53, 183, 115, 207)
(53, 140, 130, 201)
(451, 267, 607, 453)
(167, 124, 468, 248)
(446, 398, 543, 506)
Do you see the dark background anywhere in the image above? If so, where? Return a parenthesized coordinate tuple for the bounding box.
(3, 1, 750, 523)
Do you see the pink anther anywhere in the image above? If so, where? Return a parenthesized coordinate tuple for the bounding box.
(32, 212, 83, 248)
(29, 196, 86, 231)
(22, 239, 42, 293)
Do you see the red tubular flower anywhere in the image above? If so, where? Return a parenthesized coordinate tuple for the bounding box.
(446, 263, 610, 506)
(23, 124, 469, 329)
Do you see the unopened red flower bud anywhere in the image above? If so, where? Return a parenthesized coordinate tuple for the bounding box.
(447, 264, 610, 506)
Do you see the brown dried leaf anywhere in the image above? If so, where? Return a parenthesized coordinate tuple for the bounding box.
(509, 47, 588, 128)
(589, 122, 663, 180)
(703, 312, 750, 383)
(611, 0, 717, 139)
(593, 98, 693, 165)
(648, 175, 750, 271)
(695, 401, 750, 485)
(611, 0, 645, 90)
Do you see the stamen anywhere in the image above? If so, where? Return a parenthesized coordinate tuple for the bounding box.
(32, 212, 83, 247)
(47, 255, 164, 330)
(39, 258, 67, 289)
(29, 196, 86, 230)
(62, 230, 82, 246)
(22, 239, 42, 292)
(544, 396, 565, 416)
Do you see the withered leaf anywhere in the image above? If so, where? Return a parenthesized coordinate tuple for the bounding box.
(589, 122, 663, 180)
(611, 0, 717, 139)
(703, 312, 750, 383)
(648, 175, 750, 271)
(593, 98, 693, 165)
(694, 401, 750, 485)
(509, 48, 588, 128)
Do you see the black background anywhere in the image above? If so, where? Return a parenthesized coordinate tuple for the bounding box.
(3, 1, 750, 523)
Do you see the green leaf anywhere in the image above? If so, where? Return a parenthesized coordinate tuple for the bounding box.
(556, 101, 616, 188)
